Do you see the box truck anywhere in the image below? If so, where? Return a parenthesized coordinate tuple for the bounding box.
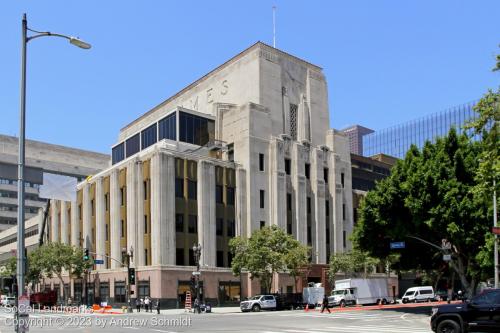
(328, 278, 390, 307)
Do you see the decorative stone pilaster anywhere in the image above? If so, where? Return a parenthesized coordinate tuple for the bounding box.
(109, 170, 121, 269)
(150, 152, 175, 266)
(82, 183, 92, 250)
(235, 167, 246, 237)
(269, 138, 287, 229)
(95, 177, 106, 268)
(136, 161, 145, 267)
(292, 142, 308, 245)
(197, 160, 216, 267)
(126, 161, 138, 267)
(311, 148, 326, 264)
(70, 200, 79, 247)
(60, 201, 69, 244)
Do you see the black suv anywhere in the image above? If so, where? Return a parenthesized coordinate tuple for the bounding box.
(430, 289, 500, 332)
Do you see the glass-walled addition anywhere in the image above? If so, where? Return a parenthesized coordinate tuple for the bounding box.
(111, 108, 215, 165)
(363, 101, 478, 159)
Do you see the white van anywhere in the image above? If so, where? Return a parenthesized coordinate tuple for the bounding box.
(402, 286, 435, 303)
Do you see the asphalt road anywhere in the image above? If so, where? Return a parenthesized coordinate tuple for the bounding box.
(0, 306, 433, 333)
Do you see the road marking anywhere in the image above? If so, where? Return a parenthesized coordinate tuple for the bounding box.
(325, 326, 431, 333)
(152, 330, 177, 333)
(124, 327, 140, 330)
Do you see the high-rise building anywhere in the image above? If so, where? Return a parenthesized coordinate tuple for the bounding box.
(20, 42, 354, 306)
(0, 135, 109, 231)
(362, 102, 477, 159)
(340, 125, 374, 155)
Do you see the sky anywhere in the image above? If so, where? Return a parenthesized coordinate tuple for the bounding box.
(0, 1, 498, 154)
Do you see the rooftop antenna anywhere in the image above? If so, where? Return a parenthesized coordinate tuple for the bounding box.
(272, 5, 276, 48)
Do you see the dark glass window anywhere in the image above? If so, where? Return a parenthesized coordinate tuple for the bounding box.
(125, 134, 140, 158)
(144, 215, 148, 233)
(179, 111, 214, 146)
(112, 143, 125, 164)
(217, 251, 224, 267)
(287, 193, 292, 211)
(176, 248, 184, 265)
(287, 223, 292, 235)
(189, 249, 195, 266)
(175, 178, 184, 198)
(114, 281, 126, 303)
(226, 187, 235, 205)
(260, 221, 266, 229)
(120, 220, 125, 238)
(188, 180, 197, 200)
(216, 218, 224, 236)
(307, 197, 311, 214)
(216, 185, 223, 204)
(343, 230, 347, 248)
(259, 154, 265, 171)
(284, 159, 291, 175)
(227, 220, 235, 237)
(141, 124, 157, 149)
(325, 200, 330, 216)
(159, 113, 176, 141)
(260, 190, 265, 208)
(176, 214, 184, 232)
(341, 172, 345, 188)
(143, 181, 148, 200)
(307, 226, 312, 244)
(305, 163, 310, 179)
(105, 194, 108, 211)
(343, 204, 346, 220)
(324, 168, 329, 183)
(144, 249, 148, 265)
(326, 228, 330, 244)
(105, 224, 109, 241)
(120, 188, 125, 206)
(188, 215, 197, 233)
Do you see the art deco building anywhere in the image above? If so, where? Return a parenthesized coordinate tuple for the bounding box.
(42, 42, 354, 307)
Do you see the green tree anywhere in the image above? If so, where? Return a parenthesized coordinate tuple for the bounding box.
(230, 225, 310, 294)
(352, 128, 491, 297)
(327, 249, 380, 283)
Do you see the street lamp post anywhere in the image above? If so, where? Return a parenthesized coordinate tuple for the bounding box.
(123, 246, 134, 313)
(17, 13, 90, 332)
(192, 244, 202, 313)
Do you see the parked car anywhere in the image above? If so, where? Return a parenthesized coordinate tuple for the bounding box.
(1, 296, 15, 307)
(430, 288, 500, 333)
(240, 295, 277, 312)
(402, 286, 435, 303)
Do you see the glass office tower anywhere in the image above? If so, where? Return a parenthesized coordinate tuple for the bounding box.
(363, 101, 478, 159)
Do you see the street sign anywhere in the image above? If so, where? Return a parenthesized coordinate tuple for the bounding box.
(192, 271, 201, 276)
(94, 259, 104, 264)
(443, 254, 452, 261)
(390, 242, 405, 249)
(493, 227, 500, 235)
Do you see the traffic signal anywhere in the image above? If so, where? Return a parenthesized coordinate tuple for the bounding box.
(128, 267, 136, 285)
(83, 248, 89, 260)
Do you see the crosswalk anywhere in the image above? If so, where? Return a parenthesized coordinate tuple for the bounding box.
(263, 326, 432, 333)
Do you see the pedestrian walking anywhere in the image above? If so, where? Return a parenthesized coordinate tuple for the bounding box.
(140, 298, 144, 311)
(156, 299, 160, 314)
(135, 298, 141, 312)
(321, 295, 331, 313)
(194, 298, 200, 314)
(145, 297, 150, 312)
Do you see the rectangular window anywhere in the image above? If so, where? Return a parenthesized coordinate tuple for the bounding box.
(260, 190, 265, 209)
(114, 282, 126, 303)
(176, 248, 184, 265)
(217, 251, 224, 267)
(343, 204, 346, 220)
(227, 220, 235, 237)
(144, 215, 148, 234)
(104, 194, 108, 211)
(144, 249, 148, 265)
(284, 158, 291, 175)
(290, 104, 298, 140)
(341, 172, 345, 188)
(216, 218, 224, 236)
(307, 226, 312, 244)
(120, 188, 125, 206)
(91, 200, 94, 216)
(158, 113, 176, 141)
(326, 228, 330, 244)
(260, 221, 266, 229)
(143, 181, 148, 200)
(324, 168, 329, 183)
(188, 215, 197, 234)
(215, 185, 223, 204)
(259, 153, 265, 171)
(79, 204, 82, 219)
(307, 197, 311, 214)
(178, 111, 214, 146)
(105, 224, 109, 241)
(112, 143, 125, 164)
(141, 123, 157, 149)
(188, 180, 197, 200)
(125, 133, 140, 158)
(226, 187, 235, 205)
(287, 193, 292, 211)
(305, 163, 310, 179)
(189, 249, 195, 266)
(175, 178, 184, 198)
(343, 230, 347, 248)
(175, 214, 184, 233)
(325, 200, 330, 216)
(287, 223, 292, 235)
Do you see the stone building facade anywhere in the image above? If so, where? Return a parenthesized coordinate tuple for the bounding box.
(43, 42, 354, 307)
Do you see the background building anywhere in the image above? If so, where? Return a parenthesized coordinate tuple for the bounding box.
(362, 101, 477, 159)
(0, 135, 110, 231)
(340, 125, 374, 155)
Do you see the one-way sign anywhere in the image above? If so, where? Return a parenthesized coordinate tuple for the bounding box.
(390, 241, 405, 249)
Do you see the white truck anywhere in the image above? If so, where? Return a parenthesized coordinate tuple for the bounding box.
(328, 278, 391, 307)
(240, 295, 277, 312)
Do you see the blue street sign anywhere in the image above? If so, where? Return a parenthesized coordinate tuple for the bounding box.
(390, 241, 405, 249)
(94, 259, 104, 264)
